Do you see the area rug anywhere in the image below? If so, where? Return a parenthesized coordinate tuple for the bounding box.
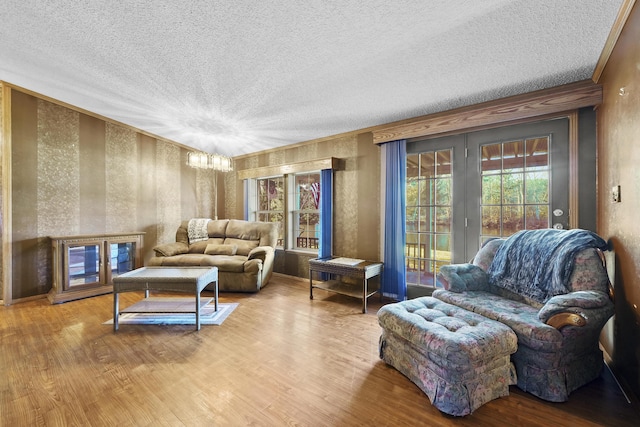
(104, 297, 238, 326)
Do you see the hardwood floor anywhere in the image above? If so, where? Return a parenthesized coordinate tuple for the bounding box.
(1, 273, 637, 426)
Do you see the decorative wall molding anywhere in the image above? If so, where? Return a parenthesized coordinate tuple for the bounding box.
(592, 0, 637, 83)
(237, 157, 341, 179)
(568, 110, 580, 229)
(372, 80, 602, 144)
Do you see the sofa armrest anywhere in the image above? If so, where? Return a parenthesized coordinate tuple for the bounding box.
(247, 246, 274, 263)
(153, 242, 189, 257)
(538, 290, 614, 328)
(437, 264, 489, 293)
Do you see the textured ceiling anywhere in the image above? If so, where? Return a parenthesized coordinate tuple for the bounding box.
(0, 1, 623, 157)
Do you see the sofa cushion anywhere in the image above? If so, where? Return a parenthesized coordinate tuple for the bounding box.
(432, 289, 563, 352)
(205, 243, 238, 256)
(226, 219, 278, 247)
(188, 238, 223, 253)
(149, 253, 246, 272)
(207, 219, 229, 238)
(224, 237, 259, 256)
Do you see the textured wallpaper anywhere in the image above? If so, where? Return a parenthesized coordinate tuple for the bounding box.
(105, 123, 138, 233)
(7, 87, 381, 298)
(9, 90, 213, 299)
(0, 85, 4, 299)
(230, 133, 381, 276)
(37, 100, 81, 236)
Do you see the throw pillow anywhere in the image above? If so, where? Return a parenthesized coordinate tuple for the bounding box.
(153, 242, 188, 257)
(204, 244, 238, 256)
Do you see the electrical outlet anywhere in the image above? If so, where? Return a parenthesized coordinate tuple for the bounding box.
(612, 185, 621, 203)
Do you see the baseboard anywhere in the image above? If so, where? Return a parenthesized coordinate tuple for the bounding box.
(603, 348, 640, 411)
(7, 293, 47, 305)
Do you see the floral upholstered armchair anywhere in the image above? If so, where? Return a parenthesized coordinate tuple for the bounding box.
(433, 228, 614, 402)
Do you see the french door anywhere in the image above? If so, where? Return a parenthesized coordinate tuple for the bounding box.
(406, 118, 569, 291)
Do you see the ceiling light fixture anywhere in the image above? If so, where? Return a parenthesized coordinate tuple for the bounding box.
(186, 151, 234, 220)
(187, 151, 234, 172)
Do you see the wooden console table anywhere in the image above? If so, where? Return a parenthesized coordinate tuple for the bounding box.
(48, 232, 145, 304)
(309, 257, 383, 313)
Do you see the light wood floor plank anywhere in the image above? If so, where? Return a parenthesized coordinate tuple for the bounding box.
(1, 273, 637, 426)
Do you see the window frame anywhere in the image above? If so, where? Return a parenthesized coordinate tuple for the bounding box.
(288, 171, 321, 253)
(248, 170, 324, 253)
(250, 176, 286, 248)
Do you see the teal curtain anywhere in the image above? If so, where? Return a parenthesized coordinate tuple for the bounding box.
(318, 169, 333, 259)
(382, 140, 407, 300)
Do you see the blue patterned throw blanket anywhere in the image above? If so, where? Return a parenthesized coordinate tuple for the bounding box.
(187, 218, 211, 244)
(487, 229, 607, 304)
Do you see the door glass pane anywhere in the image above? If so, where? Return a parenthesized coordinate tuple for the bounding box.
(503, 140, 524, 172)
(435, 207, 451, 233)
(421, 152, 435, 177)
(526, 137, 549, 167)
(525, 171, 549, 203)
(407, 154, 420, 179)
(482, 206, 501, 236)
(482, 174, 501, 204)
(502, 173, 524, 204)
(419, 179, 433, 205)
(481, 143, 502, 173)
(526, 205, 549, 229)
(480, 136, 551, 240)
(406, 148, 452, 289)
(503, 206, 524, 235)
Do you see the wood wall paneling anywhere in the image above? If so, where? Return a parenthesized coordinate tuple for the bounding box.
(6, 88, 213, 300)
(11, 90, 40, 298)
(596, 0, 640, 404)
(137, 134, 158, 264)
(105, 123, 138, 234)
(1, 83, 9, 304)
(79, 114, 106, 233)
(355, 132, 381, 261)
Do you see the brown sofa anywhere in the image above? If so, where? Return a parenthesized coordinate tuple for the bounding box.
(148, 219, 278, 292)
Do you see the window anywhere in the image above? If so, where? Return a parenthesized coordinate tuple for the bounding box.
(291, 172, 320, 251)
(255, 176, 285, 247)
(250, 172, 322, 252)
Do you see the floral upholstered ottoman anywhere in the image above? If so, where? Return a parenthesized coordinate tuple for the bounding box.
(378, 297, 517, 416)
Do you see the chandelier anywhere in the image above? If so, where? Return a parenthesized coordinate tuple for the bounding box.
(187, 151, 233, 172)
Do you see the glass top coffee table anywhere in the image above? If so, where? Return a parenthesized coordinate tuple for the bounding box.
(112, 267, 218, 331)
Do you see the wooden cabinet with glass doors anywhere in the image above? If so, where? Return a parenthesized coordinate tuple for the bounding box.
(47, 232, 145, 304)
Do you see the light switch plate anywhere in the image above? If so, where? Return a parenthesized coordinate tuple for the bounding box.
(612, 185, 621, 203)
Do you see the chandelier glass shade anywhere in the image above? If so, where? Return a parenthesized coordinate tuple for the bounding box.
(187, 151, 233, 172)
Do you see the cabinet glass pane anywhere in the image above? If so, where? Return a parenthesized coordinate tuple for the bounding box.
(68, 245, 100, 287)
(110, 242, 136, 278)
